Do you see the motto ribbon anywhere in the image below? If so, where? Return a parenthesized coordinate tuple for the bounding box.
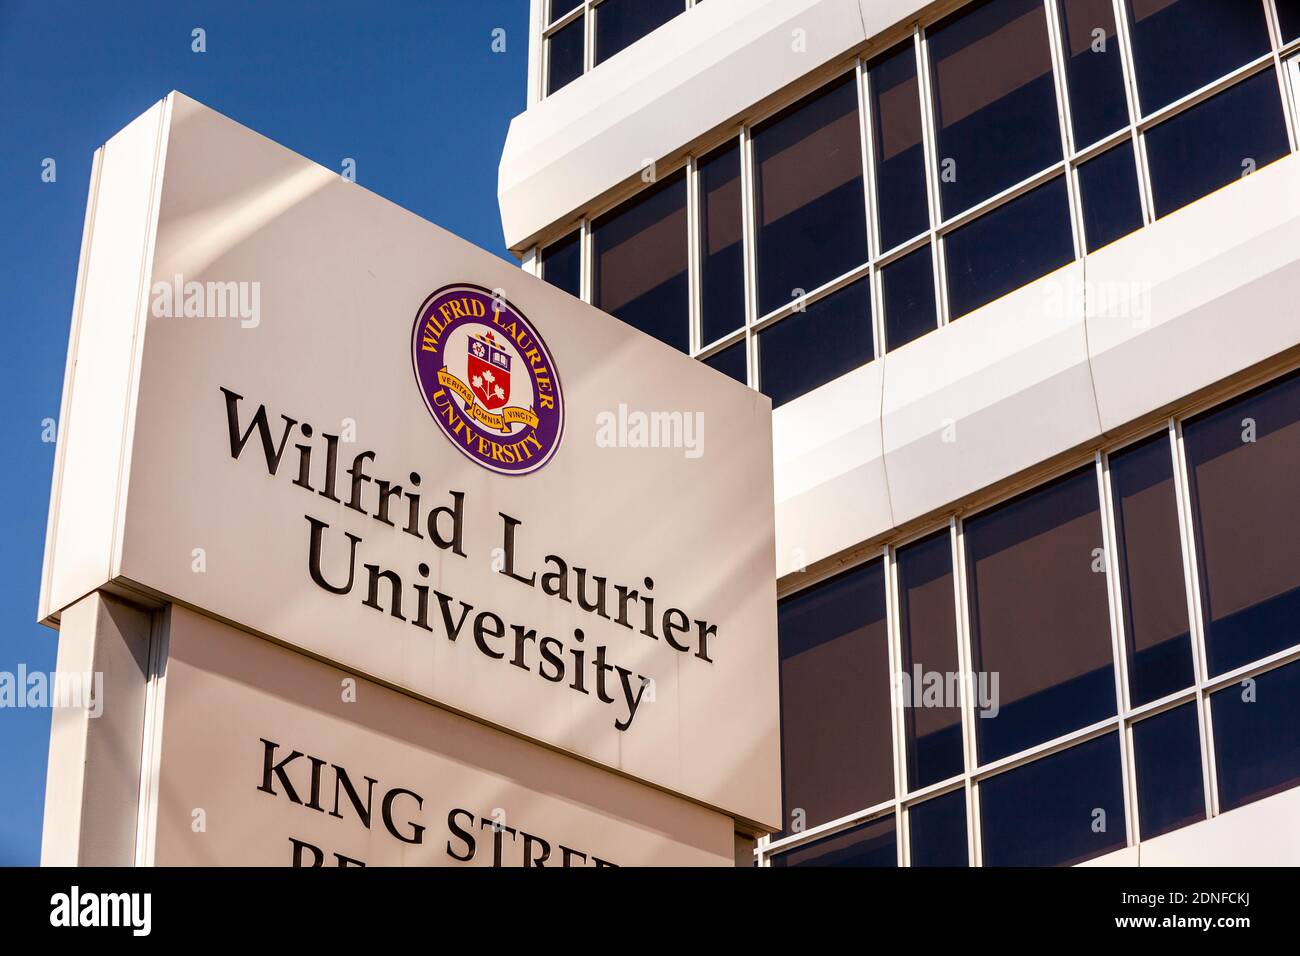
(438, 367, 540, 433)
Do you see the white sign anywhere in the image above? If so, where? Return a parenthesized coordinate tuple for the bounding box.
(40, 93, 780, 829)
(147, 607, 736, 866)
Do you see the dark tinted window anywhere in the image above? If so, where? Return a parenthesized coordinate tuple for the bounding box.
(546, 17, 585, 95)
(594, 0, 683, 64)
(698, 140, 746, 344)
(778, 562, 893, 835)
(1058, 0, 1130, 147)
(1078, 140, 1145, 252)
(541, 230, 581, 299)
(702, 341, 746, 385)
(1279, 0, 1300, 42)
(965, 467, 1115, 763)
(927, 0, 1063, 217)
(1109, 433, 1194, 706)
(771, 816, 897, 867)
(1182, 371, 1300, 676)
(1146, 70, 1290, 220)
(897, 531, 963, 789)
(549, 0, 582, 22)
(592, 170, 689, 352)
(1212, 659, 1300, 812)
(1127, 0, 1272, 114)
(753, 74, 868, 317)
(758, 278, 873, 408)
(945, 176, 1074, 319)
(909, 789, 969, 866)
(869, 42, 930, 250)
(1132, 703, 1205, 840)
(980, 733, 1127, 866)
(882, 245, 938, 352)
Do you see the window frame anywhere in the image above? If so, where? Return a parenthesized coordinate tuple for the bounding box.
(533, 1, 1298, 409)
(759, 361, 1300, 865)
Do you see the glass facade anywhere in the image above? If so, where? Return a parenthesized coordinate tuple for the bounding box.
(591, 169, 689, 352)
(543, 0, 693, 95)
(539, 0, 1298, 408)
(766, 368, 1300, 866)
(526, 0, 1300, 866)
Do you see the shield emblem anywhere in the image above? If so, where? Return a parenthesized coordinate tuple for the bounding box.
(467, 334, 511, 411)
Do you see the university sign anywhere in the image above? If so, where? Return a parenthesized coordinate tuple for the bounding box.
(38, 93, 780, 866)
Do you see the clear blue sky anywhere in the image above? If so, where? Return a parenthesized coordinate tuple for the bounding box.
(0, 0, 528, 865)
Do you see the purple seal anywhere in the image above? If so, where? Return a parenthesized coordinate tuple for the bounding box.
(411, 284, 564, 476)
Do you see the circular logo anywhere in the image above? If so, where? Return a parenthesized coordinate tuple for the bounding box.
(411, 284, 564, 476)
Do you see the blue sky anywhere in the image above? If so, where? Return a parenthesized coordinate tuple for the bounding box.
(0, 0, 528, 865)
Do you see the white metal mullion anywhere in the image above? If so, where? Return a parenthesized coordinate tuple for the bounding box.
(1045, 0, 1086, 261)
(1265, 0, 1300, 151)
(858, 58, 887, 359)
(1288, 57, 1300, 141)
(1169, 417, 1218, 820)
(579, 217, 592, 304)
(951, 516, 980, 866)
(1111, 0, 1155, 225)
(1097, 452, 1139, 848)
(583, 0, 595, 74)
(883, 545, 908, 865)
(914, 25, 948, 326)
(521, 245, 541, 279)
(739, 125, 759, 390)
(686, 154, 702, 356)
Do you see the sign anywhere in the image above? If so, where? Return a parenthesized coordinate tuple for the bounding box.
(147, 607, 735, 866)
(40, 92, 781, 832)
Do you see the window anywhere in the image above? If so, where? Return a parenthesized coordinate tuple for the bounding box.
(756, 367, 1300, 866)
(550, 0, 582, 19)
(698, 140, 745, 345)
(540, 230, 581, 299)
(777, 562, 893, 836)
(1127, 0, 1272, 114)
(1182, 370, 1300, 676)
(869, 42, 930, 250)
(964, 467, 1115, 763)
(897, 531, 963, 789)
(927, 0, 1063, 218)
(1057, 0, 1130, 148)
(753, 73, 868, 318)
(771, 816, 897, 867)
(594, 0, 684, 66)
(1078, 140, 1145, 252)
(758, 277, 873, 409)
(1211, 658, 1300, 811)
(980, 733, 1127, 866)
(944, 176, 1075, 319)
(702, 342, 746, 385)
(882, 245, 938, 351)
(546, 16, 584, 96)
(1145, 69, 1290, 220)
(908, 790, 969, 866)
(1131, 703, 1205, 840)
(1279, 0, 1300, 43)
(1108, 432, 1194, 706)
(591, 169, 689, 353)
